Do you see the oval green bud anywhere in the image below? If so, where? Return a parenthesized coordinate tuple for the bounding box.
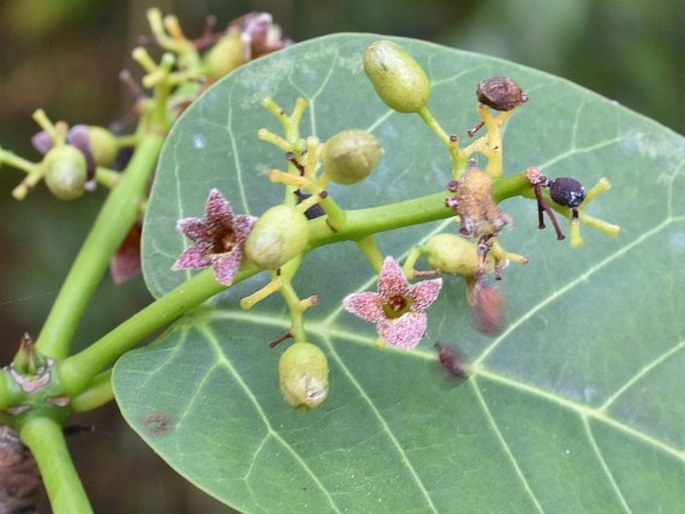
(43, 145, 87, 200)
(425, 233, 492, 277)
(204, 30, 245, 80)
(279, 342, 329, 409)
(320, 129, 383, 185)
(84, 126, 119, 167)
(244, 205, 309, 269)
(363, 40, 431, 113)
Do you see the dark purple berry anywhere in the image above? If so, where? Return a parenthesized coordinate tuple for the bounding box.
(476, 76, 528, 111)
(548, 177, 586, 209)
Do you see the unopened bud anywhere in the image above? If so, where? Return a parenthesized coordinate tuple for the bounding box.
(320, 129, 383, 185)
(204, 29, 245, 80)
(425, 233, 491, 277)
(363, 40, 431, 113)
(279, 342, 329, 409)
(43, 145, 87, 200)
(244, 205, 309, 269)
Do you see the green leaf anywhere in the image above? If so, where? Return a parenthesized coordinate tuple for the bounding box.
(116, 34, 685, 512)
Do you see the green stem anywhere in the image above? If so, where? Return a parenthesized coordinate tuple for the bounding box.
(309, 172, 530, 246)
(35, 134, 164, 360)
(70, 370, 113, 412)
(355, 235, 384, 272)
(57, 268, 254, 395)
(21, 416, 93, 514)
(416, 105, 468, 175)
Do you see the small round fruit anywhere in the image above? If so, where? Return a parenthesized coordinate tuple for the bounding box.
(320, 130, 382, 185)
(244, 205, 309, 269)
(548, 177, 586, 209)
(363, 40, 431, 113)
(43, 145, 87, 200)
(424, 233, 491, 277)
(279, 342, 329, 409)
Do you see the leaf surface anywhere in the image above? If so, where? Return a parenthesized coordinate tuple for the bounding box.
(115, 34, 685, 513)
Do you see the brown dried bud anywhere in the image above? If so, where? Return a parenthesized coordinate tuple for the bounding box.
(477, 76, 528, 111)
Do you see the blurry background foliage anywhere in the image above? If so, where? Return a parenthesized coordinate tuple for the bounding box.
(0, 0, 682, 512)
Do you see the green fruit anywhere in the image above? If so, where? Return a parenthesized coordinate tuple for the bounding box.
(279, 342, 329, 409)
(244, 205, 309, 269)
(320, 129, 382, 185)
(363, 40, 431, 113)
(43, 145, 87, 200)
(425, 233, 491, 277)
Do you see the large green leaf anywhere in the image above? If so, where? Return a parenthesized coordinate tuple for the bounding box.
(115, 34, 685, 512)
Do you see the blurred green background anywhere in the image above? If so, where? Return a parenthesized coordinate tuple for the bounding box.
(0, 0, 682, 512)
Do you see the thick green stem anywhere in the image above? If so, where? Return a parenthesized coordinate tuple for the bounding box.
(56, 268, 252, 395)
(70, 370, 113, 412)
(21, 416, 93, 514)
(35, 134, 164, 360)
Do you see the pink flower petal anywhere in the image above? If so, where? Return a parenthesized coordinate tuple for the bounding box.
(377, 257, 410, 299)
(409, 278, 443, 312)
(234, 214, 257, 243)
(377, 312, 427, 350)
(212, 249, 242, 286)
(343, 292, 384, 322)
(172, 245, 211, 270)
(176, 217, 206, 242)
(205, 188, 234, 227)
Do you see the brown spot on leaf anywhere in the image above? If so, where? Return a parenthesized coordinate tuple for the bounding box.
(142, 413, 175, 437)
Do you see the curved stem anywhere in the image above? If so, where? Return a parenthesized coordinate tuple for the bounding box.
(57, 268, 253, 395)
(70, 370, 113, 412)
(21, 416, 93, 514)
(35, 133, 164, 359)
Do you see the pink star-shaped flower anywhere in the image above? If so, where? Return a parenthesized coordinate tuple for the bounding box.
(343, 257, 443, 350)
(172, 189, 255, 286)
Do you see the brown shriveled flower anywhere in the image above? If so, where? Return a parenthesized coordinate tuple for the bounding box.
(343, 257, 442, 350)
(172, 189, 255, 286)
(445, 168, 511, 238)
(477, 76, 528, 111)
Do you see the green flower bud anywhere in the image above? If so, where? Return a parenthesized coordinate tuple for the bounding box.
(363, 40, 431, 113)
(43, 145, 87, 200)
(244, 204, 309, 269)
(83, 126, 119, 167)
(204, 29, 245, 80)
(279, 342, 329, 409)
(424, 233, 492, 277)
(320, 129, 383, 185)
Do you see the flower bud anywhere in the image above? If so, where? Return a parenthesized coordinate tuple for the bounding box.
(68, 125, 119, 168)
(43, 145, 87, 200)
(320, 129, 382, 185)
(244, 205, 309, 269)
(279, 342, 329, 409)
(203, 29, 245, 80)
(424, 233, 491, 277)
(363, 40, 430, 113)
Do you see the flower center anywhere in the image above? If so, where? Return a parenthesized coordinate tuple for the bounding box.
(383, 294, 412, 319)
(211, 226, 236, 254)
